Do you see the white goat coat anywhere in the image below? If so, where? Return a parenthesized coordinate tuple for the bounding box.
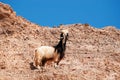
(35, 46, 55, 59)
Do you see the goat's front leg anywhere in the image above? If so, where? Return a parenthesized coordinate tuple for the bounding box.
(54, 56, 60, 69)
(54, 61, 59, 68)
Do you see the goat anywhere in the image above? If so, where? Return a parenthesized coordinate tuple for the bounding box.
(34, 29, 69, 70)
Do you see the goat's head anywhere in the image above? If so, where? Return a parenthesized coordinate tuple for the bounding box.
(60, 29, 69, 44)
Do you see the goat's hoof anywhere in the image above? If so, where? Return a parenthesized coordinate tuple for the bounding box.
(54, 65, 59, 69)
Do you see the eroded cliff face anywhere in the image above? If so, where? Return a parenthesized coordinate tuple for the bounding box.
(0, 2, 120, 80)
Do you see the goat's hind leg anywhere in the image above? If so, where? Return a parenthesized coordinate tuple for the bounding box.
(34, 59, 41, 70)
(34, 58, 43, 71)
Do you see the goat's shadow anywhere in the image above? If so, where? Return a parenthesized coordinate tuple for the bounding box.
(29, 62, 37, 70)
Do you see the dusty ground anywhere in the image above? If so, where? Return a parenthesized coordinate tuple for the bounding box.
(0, 2, 120, 80)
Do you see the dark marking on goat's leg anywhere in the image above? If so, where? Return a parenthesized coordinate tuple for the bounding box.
(40, 58, 47, 72)
(42, 58, 47, 66)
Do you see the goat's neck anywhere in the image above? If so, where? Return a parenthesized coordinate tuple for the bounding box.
(54, 39, 66, 54)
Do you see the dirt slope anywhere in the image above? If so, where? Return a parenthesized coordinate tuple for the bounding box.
(0, 2, 120, 80)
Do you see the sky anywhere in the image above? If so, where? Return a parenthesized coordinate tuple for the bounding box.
(1, 0, 120, 29)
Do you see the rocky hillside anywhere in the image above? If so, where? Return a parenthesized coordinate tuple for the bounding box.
(0, 2, 120, 80)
